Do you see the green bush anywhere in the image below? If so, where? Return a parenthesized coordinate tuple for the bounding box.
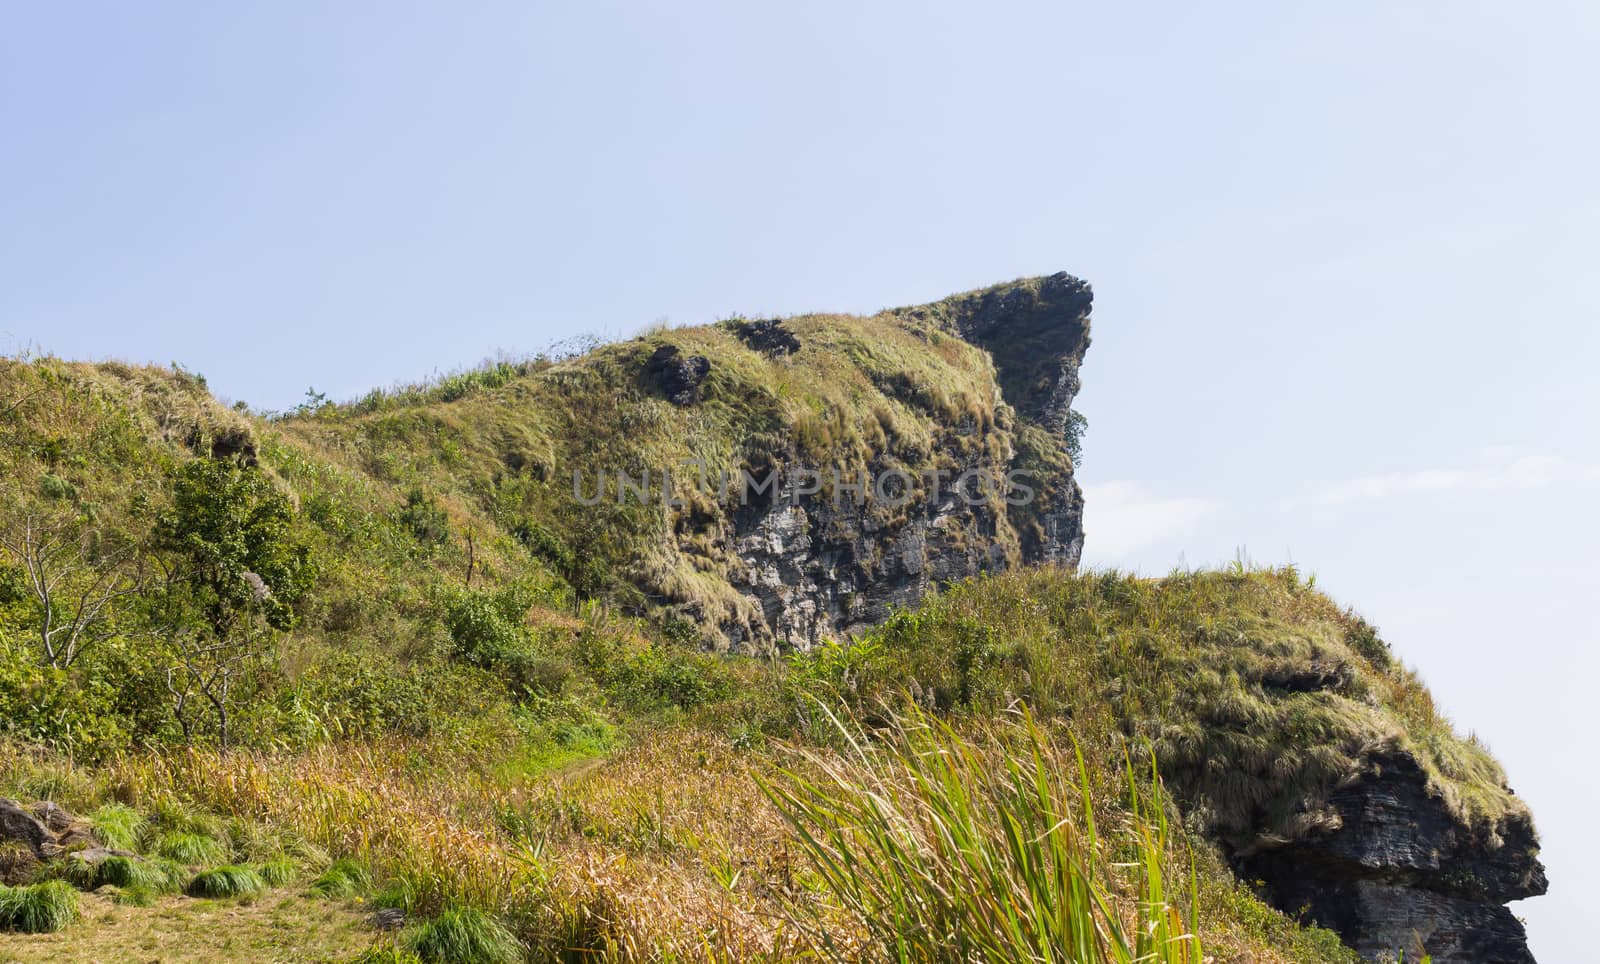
(399, 489, 450, 547)
(442, 591, 525, 667)
(605, 643, 730, 712)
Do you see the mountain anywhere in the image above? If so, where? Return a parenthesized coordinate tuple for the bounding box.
(0, 275, 1543, 961)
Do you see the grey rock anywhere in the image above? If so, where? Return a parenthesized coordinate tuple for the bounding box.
(1238, 753, 1545, 962)
(0, 798, 52, 860)
(710, 274, 1094, 652)
(730, 318, 802, 357)
(646, 345, 712, 406)
(370, 906, 407, 931)
(30, 800, 75, 833)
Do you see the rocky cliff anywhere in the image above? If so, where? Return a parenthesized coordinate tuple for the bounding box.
(262, 272, 1541, 961)
(722, 272, 1092, 648)
(1240, 752, 1546, 962)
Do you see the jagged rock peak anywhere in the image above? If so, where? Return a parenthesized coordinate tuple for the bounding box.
(890, 271, 1094, 436)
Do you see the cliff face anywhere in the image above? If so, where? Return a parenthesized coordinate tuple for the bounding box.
(720, 272, 1092, 649)
(1240, 752, 1546, 963)
(700, 273, 1543, 962)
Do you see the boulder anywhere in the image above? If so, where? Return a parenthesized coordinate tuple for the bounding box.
(0, 798, 52, 860)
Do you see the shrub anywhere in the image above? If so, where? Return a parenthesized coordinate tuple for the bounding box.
(442, 591, 525, 668)
(186, 865, 267, 899)
(399, 489, 450, 547)
(403, 905, 523, 964)
(0, 879, 79, 933)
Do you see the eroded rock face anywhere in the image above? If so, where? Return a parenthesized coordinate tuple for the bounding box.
(1239, 753, 1546, 963)
(646, 345, 712, 406)
(730, 318, 802, 357)
(730, 472, 1020, 647)
(717, 273, 1093, 650)
(0, 798, 52, 860)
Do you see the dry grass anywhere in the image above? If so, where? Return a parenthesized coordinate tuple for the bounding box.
(0, 889, 371, 962)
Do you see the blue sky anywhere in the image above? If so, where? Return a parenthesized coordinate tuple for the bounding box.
(3, 2, 1596, 955)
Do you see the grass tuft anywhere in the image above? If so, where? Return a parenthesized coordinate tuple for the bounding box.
(309, 858, 371, 899)
(154, 830, 228, 866)
(762, 702, 1203, 964)
(186, 865, 268, 899)
(257, 856, 300, 887)
(89, 802, 146, 852)
(93, 855, 184, 894)
(403, 905, 523, 964)
(0, 879, 79, 933)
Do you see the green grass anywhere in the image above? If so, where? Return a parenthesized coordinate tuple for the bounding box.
(88, 802, 146, 852)
(308, 858, 371, 899)
(763, 703, 1202, 964)
(91, 855, 184, 894)
(186, 865, 267, 899)
(255, 856, 299, 887)
(402, 905, 523, 964)
(152, 830, 228, 866)
(0, 880, 79, 933)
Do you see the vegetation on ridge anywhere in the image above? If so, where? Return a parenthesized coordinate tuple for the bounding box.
(0, 286, 1525, 959)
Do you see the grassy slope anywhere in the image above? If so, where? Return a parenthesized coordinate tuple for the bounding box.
(0, 288, 1532, 960)
(272, 304, 1026, 649)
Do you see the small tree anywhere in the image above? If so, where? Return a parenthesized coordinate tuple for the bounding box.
(158, 598, 269, 749)
(0, 509, 142, 669)
(146, 457, 313, 747)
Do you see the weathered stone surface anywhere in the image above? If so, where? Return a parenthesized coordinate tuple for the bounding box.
(716, 274, 1093, 650)
(69, 846, 140, 866)
(30, 801, 74, 833)
(0, 798, 52, 860)
(1239, 753, 1545, 962)
(730, 318, 802, 357)
(646, 345, 711, 406)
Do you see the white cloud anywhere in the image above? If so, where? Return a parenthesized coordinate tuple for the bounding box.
(1081, 481, 1217, 559)
(1311, 451, 1600, 506)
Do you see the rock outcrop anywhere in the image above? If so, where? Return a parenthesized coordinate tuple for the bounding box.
(0, 798, 125, 884)
(1239, 753, 1546, 963)
(719, 273, 1093, 649)
(646, 345, 712, 406)
(659, 272, 1543, 962)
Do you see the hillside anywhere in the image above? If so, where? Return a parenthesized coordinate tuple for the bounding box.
(0, 275, 1543, 962)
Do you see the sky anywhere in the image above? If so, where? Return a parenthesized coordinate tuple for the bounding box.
(3, 1, 1596, 955)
